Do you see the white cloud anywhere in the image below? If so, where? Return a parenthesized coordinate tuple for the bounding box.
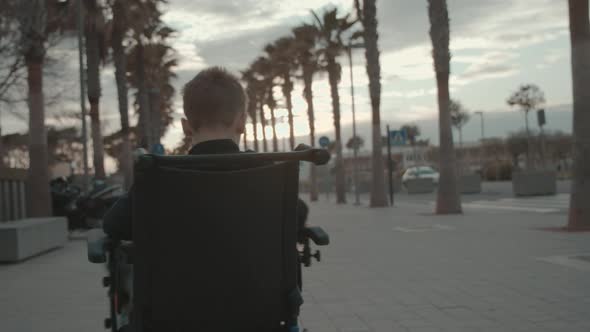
(393, 105, 436, 122)
(536, 48, 568, 70)
(451, 51, 520, 86)
(381, 46, 434, 82)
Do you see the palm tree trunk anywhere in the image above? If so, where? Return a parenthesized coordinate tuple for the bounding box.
(303, 67, 318, 201)
(428, 0, 462, 214)
(149, 87, 161, 145)
(136, 40, 151, 149)
(112, 0, 132, 188)
(0, 123, 4, 168)
(327, 57, 346, 204)
(282, 75, 295, 150)
(567, 0, 590, 229)
(363, 0, 388, 207)
(458, 127, 464, 175)
(259, 102, 268, 152)
(25, 59, 52, 217)
(88, 102, 105, 179)
(85, 4, 106, 179)
(243, 123, 249, 150)
(252, 112, 259, 151)
(435, 73, 461, 213)
(270, 105, 279, 152)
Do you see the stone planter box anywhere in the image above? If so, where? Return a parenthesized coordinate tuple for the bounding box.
(512, 170, 557, 197)
(405, 178, 435, 194)
(0, 217, 67, 262)
(460, 174, 482, 194)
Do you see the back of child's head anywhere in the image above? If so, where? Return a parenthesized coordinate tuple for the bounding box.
(182, 67, 246, 130)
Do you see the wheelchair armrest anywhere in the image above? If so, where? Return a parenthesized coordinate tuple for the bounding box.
(87, 229, 108, 263)
(303, 226, 330, 246)
(115, 242, 134, 264)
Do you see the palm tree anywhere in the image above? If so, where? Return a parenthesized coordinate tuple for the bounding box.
(108, 0, 132, 188)
(449, 99, 470, 148)
(84, 0, 106, 179)
(401, 124, 421, 145)
(126, 0, 162, 149)
(293, 24, 320, 201)
(427, 0, 462, 214)
(252, 56, 277, 152)
(0, 118, 4, 169)
(507, 84, 545, 170)
(450, 99, 470, 175)
(258, 100, 269, 152)
(355, 0, 388, 207)
(126, 5, 177, 151)
(312, 8, 357, 204)
(250, 58, 267, 151)
(567, 0, 590, 229)
(241, 68, 260, 151)
(401, 124, 421, 168)
(15, 0, 66, 216)
(143, 41, 177, 143)
(266, 85, 279, 152)
(265, 37, 297, 150)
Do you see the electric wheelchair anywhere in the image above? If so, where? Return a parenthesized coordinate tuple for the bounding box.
(87, 145, 331, 332)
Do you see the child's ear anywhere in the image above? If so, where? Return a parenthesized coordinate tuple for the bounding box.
(181, 118, 193, 137)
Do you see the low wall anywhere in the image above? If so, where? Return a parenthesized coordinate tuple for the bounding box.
(0, 168, 27, 222)
(405, 178, 435, 194)
(460, 174, 482, 194)
(0, 217, 67, 262)
(512, 170, 557, 196)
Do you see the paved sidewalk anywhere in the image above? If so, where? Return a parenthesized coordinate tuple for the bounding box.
(300, 200, 590, 332)
(1, 201, 589, 332)
(0, 239, 107, 332)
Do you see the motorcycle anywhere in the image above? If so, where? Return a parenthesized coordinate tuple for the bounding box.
(51, 177, 124, 230)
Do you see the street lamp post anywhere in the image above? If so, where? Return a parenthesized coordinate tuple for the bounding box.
(474, 111, 485, 141)
(77, 0, 90, 190)
(474, 111, 485, 171)
(347, 42, 364, 206)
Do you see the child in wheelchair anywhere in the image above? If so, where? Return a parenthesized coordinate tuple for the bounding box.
(89, 67, 329, 332)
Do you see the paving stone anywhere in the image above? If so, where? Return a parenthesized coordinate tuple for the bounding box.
(1, 200, 590, 332)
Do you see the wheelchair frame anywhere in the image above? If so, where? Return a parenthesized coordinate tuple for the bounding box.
(89, 225, 328, 332)
(88, 146, 331, 332)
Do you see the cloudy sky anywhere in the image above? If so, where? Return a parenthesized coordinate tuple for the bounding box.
(2, 0, 577, 151)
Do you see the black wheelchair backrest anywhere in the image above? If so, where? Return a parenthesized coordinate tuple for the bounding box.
(131, 148, 328, 331)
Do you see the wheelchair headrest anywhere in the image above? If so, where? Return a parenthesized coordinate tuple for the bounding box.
(135, 144, 330, 171)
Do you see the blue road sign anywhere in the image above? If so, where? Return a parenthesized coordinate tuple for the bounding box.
(319, 136, 330, 148)
(389, 130, 407, 146)
(150, 143, 165, 155)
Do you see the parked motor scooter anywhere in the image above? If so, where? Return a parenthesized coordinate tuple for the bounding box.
(51, 177, 124, 230)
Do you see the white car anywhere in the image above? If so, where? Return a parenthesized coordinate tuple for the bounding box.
(402, 166, 440, 185)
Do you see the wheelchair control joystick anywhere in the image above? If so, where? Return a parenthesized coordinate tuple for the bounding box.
(312, 250, 321, 262)
(104, 318, 112, 329)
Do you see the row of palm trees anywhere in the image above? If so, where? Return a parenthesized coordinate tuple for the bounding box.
(236, 0, 464, 212)
(240, 4, 388, 206)
(3, 0, 176, 216)
(95, 0, 177, 188)
(428, 0, 590, 225)
(6, 0, 588, 226)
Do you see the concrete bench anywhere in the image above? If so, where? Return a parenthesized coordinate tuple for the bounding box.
(0, 217, 68, 262)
